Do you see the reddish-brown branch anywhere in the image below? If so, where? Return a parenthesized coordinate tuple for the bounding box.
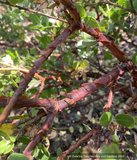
(57, 125, 102, 160)
(59, 0, 81, 26)
(23, 102, 58, 158)
(58, 68, 123, 111)
(75, 84, 131, 108)
(103, 88, 113, 112)
(80, 24, 127, 62)
(0, 66, 130, 158)
(0, 83, 131, 110)
(0, 26, 77, 127)
(0, 68, 125, 110)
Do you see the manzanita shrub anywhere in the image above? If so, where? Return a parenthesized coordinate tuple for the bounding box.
(0, 0, 137, 159)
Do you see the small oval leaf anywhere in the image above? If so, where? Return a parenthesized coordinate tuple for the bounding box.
(115, 114, 135, 128)
(112, 135, 119, 142)
(83, 123, 91, 132)
(29, 13, 40, 25)
(8, 153, 29, 160)
(0, 123, 17, 135)
(0, 130, 10, 139)
(0, 139, 8, 154)
(8, 0, 18, 5)
(84, 16, 99, 28)
(18, 136, 31, 145)
(99, 112, 112, 127)
(3, 142, 14, 154)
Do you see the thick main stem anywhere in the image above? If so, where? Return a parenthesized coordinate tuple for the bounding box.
(0, 26, 77, 127)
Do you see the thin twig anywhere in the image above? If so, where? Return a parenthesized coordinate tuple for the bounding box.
(0, 1, 68, 23)
(85, 0, 137, 14)
(129, 0, 136, 14)
(57, 125, 102, 160)
(0, 67, 42, 80)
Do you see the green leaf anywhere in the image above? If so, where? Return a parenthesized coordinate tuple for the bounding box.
(10, 136, 16, 142)
(6, 50, 15, 59)
(83, 123, 91, 132)
(3, 142, 14, 154)
(73, 61, 81, 70)
(111, 12, 119, 22)
(91, 46, 98, 55)
(30, 48, 37, 55)
(57, 148, 62, 156)
(100, 143, 122, 155)
(8, 0, 18, 5)
(19, 114, 29, 121)
(104, 53, 113, 59)
(40, 34, 50, 45)
(124, 136, 137, 154)
(29, 13, 40, 25)
(100, 21, 109, 31)
(112, 135, 119, 142)
(75, 4, 86, 19)
(0, 123, 17, 135)
(15, 50, 21, 61)
(74, 113, 81, 120)
(69, 126, 74, 133)
(0, 130, 10, 140)
(115, 114, 135, 128)
(124, 0, 131, 9)
(134, 116, 137, 124)
(32, 146, 40, 158)
(83, 60, 89, 67)
(38, 143, 51, 158)
(42, 16, 49, 26)
(18, 0, 24, 3)
(99, 6, 107, 17)
(78, 126, 83, 133)
(82, 39, 97, 47)
(99, 112, 112, 127)
(132, 53, 137, 64)
(87, 11, 96, 19)
(8, 153, 29, 160)
(112, 130, 119, 142)
(11, 79, 18, 88)
(20, 144, 27, 153)
(22, 48, 30, 58)
(117, 0, 126, 5)
(0, 139, 8, 154)
(18, 136, 31, 145)
(79, 60, 89, 70)
(8, 115, 22, 119)
(84, 16, 99, 28)
(99, 27, 106, 32)
(81, 32, 91, 39)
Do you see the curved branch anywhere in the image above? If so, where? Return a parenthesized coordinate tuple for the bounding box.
(80, 24, 127, 62)
(0, 67, 127, 110)
(0, 68, 42, 80)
